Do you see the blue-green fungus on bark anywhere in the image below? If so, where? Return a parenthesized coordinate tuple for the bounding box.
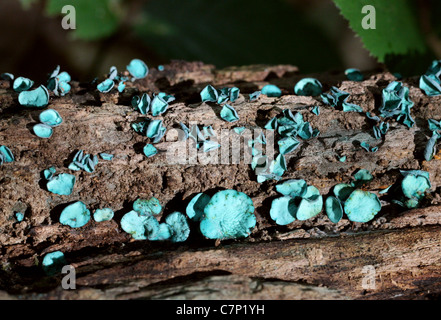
(42, 251, 67, 276)
(39, 109, 63, 127)
(419, 60, 441, 96)
(43, 166, 56, 180)
(46, 173, 75, 195)
(133, 197, 162, 216)
(321, 86, 362, 112)
(380, 81, 414, 128)
(0, 145, 14, 165)
(127, 59, 149, 80)
(345, 68, 364, 81)
(33, 123, 53, 138)
(120, 210, 160, 240)
(97, 78, 115, 93)
(68, 150, 99, 173)
(18, 85, 49, 107)
(47, 66, 71, 96)
(200, 190, 256, 240)
(249, 91, 261, 101)
(186, 193, 211, 221)
(13, 77, 34, 92)
(220, 104, 239, 122)
(325, 196, 343, 223)
(294, 78, 322, 96)
(99, 153, 114, 161)
(15, 212, 24, 222)
(59, 201, 91, 228)
(93, 208, 114, 222)
(261, 84, 281, 97)
(270, 179, 323, 224)
(143, 144, 158, 157)
(165, 211, 190, 242)
(344, 190, 381, 223)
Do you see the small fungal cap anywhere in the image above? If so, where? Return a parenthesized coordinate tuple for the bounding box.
(261, 84, 281, 97)
(296, 185, 323, 220)
(233, 127, 246, 135)
(143, 144, 158, 157)
(47, 173, 75, 195)
(325, 196, 343, 224)
(97, 78, 114, 93)
(275, 179, 307, 197)
(59, 201, 91, 228)
(200, 85, 219, 103)
(270, 196, 297, 225)
(133, 197, 162, 216)
(345, 68, 364, 81)
(13, 77, 34, 92)
(42, 251, 67, 276)
(186, 192, 211, 221)
(165, 211, 190, 242)
(150, 223, 172, 241)
(344, 190, 381, 223)
(127, 59, 149, 79)
(278, 136, 300, 155)
(249, 91, 261, 101)
(93, 208, 114, 222)
(401, 174, 431, 200)
(294, 78, 322, 96)
(15, 212, 24, 222)
(18, 85, 49, 107)
(120, 210, 159, 240)
(353, 169, 373, 187)
(33, 123, 53, 138)
(151, 95, 169, 116)
(311, 106, 320, 115)
(43, 166, 56, 180)
(0, 146, 14, 163)
(200, 190, 256, 240)
(333, 183, 354, 202)
(39, 109, 63, 127)
(220, 104, 239, 122)
(99, 153, 114, 161)
(203, 140, 221, 153)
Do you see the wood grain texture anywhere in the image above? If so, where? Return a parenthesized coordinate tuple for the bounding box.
(0, 61, 440, 299)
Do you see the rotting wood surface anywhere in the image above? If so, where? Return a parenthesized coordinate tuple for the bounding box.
(0, 61, 441, 299)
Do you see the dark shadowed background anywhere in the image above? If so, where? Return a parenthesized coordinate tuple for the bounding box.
(1, 0, 440, 83)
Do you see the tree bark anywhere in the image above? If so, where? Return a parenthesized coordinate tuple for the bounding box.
(0, 61, 441, 299)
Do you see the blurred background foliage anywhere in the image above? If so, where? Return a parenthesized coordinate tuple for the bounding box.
(0, 0, 440, 83)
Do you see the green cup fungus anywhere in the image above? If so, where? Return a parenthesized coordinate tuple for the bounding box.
(186, 192, 211, 221)
(220, 104, 239, 122)
(59, 201, 91, 228)
(199, 190, 256, 240)
(42, 251, 67, 276)
(127, 59, 149, 80)
(0, 145, 14, 165)
(18, 85, 49, 107)
(13, 77, 34, 92)
(33, 123, 53, 138)
(93, 208, 114, 222)
(345, 68, 364, 81)
(380, 81, 414, 128)
(419, 60, 441, 96)
(46, 172, 76, 196)
(321, 86, 362, 112)
(261, 84, 281, 97)
(325, 169, 381, 223)
(294, 78, 322, 96)
(270, 179, 323, 225)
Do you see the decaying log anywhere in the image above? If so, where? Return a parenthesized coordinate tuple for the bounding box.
(1, 61, 441, 300)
